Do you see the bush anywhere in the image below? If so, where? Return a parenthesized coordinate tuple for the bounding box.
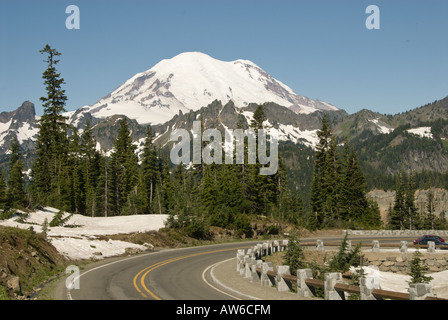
(184, 219, 211, 240)
(233, 215, 252, 238)
(49, 210, 71, 227)
(0, 285, 9, 300)
(328, 234, 362, 273)
(409, 250, 433, 284)
(283, 233, 305, 275)
(209, 206, 232, 228)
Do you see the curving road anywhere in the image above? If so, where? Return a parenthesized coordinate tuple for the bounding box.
(55, 242, 254, 300)
(53, 235, 414, 300)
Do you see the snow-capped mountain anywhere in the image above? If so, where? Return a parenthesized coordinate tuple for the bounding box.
(0, 101, 39, 164)
(70, 52, 338, 126)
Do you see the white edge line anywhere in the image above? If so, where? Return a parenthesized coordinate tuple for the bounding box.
(202, 258, 260, 301)
(67, 251, 157, 300)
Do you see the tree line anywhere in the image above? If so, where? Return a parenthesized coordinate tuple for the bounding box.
(2, 44, 445, 235)
(387, 169, 448, 230)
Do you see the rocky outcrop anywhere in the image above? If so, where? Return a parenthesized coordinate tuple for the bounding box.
(368, 188, 448, 221)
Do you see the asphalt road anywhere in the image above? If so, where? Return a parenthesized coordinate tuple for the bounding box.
(52, 235, 416, 300)
(54, 241, 255, 300)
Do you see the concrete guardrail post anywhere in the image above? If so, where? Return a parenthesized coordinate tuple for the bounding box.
(372, 240, 380, 252)
(345, 240, 352, 253)
(400, 241, 408, 254)
(240, 255, 249, 275)
(427, 241, 435, 253)
(236, 249, 245, 272)
(273, 240, 279, 253)
(250, 264, 260, 283)
(297, 269, 314, 298)
(360, 274, 381, 300)
(324, 272, 344, 300)
(260, 262, 275, 287)
(409, 283, 434, 300)
(244, 261, 252, 278)
(275, 265, 292, 292)
(316, 240, 324, 252)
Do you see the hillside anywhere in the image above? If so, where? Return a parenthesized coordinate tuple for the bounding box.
(0, 225, 70, 299)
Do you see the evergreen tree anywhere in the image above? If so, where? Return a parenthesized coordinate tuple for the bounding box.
(321, 137, 340, 227)
(80, 121, 101, 216)
(246, 104, 270, 216)
(405, 171, 417, 229)
(31, 44, 69, 208)
(161, 160, 174, 214)
(409, 250, 433, 284)
(310, 114, 333, 228)
(339, 142, 371, 228)
(283, 233, 305, 276)
(110, 118, 139, 215)
(388, 169, 407, 230)
(63, 128, 83, 213)
(96, 154, 112, 217)
(6, 137, 25, 208)
(425, 189, 436, 229)
(140, 125, 160, 214)
(0, 170, 7, 210)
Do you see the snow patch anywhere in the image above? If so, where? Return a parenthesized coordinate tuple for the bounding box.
(0, 207, 168, 260)
(407, 126, 433, 139)
(369, 118, 394, 134)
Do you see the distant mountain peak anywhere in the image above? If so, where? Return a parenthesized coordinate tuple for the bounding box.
(72, 52, 339, 126)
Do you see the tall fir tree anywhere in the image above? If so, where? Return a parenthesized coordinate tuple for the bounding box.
(310, 114, 333, 228)
(388, 169, 407, 230)
(80, 120, 101, 216)
(405, 171, 417, 229)
(6, 137, 25, 208)
(31, 44, 69, 208)
(110, 118, 139, 215)
(140, 125, 161, 214)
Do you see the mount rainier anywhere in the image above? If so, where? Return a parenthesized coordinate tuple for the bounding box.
(65, 52, 339, 126)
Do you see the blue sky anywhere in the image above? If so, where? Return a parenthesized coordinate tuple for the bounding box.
(1, 0, 447, 116)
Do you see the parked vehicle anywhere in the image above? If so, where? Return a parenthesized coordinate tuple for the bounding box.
(413, 235, 446, 245)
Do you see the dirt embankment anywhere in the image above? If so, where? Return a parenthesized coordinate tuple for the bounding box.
(0, 226, 71, 299)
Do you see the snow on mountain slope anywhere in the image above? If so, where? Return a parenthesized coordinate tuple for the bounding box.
(241, 109, 319, 148)
(407, 126, 433, 139)
(79, 52, 338, 125)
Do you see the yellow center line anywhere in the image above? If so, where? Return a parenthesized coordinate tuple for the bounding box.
(133, 246, 250, 300)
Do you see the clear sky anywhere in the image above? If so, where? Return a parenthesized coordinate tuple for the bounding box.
(1, 0, 447, 116)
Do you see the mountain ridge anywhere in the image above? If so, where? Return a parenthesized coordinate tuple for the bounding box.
(68, 52, 339, 126)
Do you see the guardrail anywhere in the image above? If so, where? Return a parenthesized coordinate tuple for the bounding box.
(236, 240, 447, 300)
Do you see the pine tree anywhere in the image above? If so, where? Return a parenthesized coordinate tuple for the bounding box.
(161, 160, 174, 214)
(321, 137, 340, 227)
(6, 137, 25, 208)
(246, 104, 270, 216)
(310, 114, 333, 228)
(409, 250, 433, 284)
(388, 169, 407, 230)
(425, 189, 436, 229)
(283, 233, 305, 276)
(80, 120, 101, 216)
(96, 154, 112, 217)
(339, 141, 370, 227)
(32, 44, 69, 208)
(140, 125, 160, 214)
(0, 170, 7, 210)
(405, 171, 417, 230)
(110, 118, 139, 215)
